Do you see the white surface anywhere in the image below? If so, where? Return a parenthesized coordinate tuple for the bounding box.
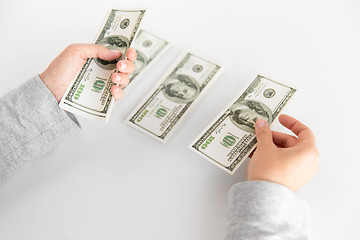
(0, 0, 359, 239)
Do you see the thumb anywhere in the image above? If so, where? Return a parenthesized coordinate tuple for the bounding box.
(255, 118, 274, 150)
(73, 44, 122, 61)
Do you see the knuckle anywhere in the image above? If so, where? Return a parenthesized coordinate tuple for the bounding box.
(65, 44, 83, 55)
(257, 127, 270, 136)
(66, 44, 78, 51)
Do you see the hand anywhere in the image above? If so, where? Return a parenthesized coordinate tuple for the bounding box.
(39, 44, 137, 102)
(247, 114, 319, 192)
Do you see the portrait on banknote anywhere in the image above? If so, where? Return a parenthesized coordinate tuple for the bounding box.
(161, 74, 200, 104)
(229, 99, 272, 133)
(95, 35, 130, 69)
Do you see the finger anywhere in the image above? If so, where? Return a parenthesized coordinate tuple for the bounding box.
(68, 44, 122, 61)
(111, 73, 130, 87)
(111, 85, 124, 101)
(272, 131, 298, 148)
(279, 114, 316, 142)
(117, 60, 135, 74)
(126, 48, 137, 61)
(248, 150, 255, 158)
(255, 119, 275, 150)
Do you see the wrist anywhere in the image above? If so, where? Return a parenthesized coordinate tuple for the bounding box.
(39, 72, 63, 102)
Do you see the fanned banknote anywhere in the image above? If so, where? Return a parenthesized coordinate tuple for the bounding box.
(190, 75, 296, 174)
(126, 51, 222, 143)
(126, 29, 169, 89)
(59, 9, 145, 121)
(114, 30, 169, 109)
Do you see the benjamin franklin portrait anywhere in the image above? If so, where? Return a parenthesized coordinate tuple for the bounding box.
(161, 74, 200, 104)
(95, 35, 130, 70)
(229, 100, 272, 133)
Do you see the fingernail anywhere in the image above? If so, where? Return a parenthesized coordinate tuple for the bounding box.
(120, 62, 127, 71)
(256, 119, 266, 128)
(116, 75, 121, 82)
(129, 50, 136, 58)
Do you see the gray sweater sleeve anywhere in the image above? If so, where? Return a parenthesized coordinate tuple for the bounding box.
(225, 181, 309, 240)
(0, 75, 80, 184)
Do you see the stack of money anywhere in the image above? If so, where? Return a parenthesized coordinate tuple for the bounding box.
(59, 9, 145, 121)
(190, 75, 296, 174)
(126, 52, 223, 143)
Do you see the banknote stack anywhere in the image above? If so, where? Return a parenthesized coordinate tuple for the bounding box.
(126, 52, 222, 143)
(190, 75, 296, 174)
(59, 9, 146, 121)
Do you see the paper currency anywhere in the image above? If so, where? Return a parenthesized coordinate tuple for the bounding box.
(190, 75, 296, 175)
(59, 9, 145, 121)
(113, 30, 169, 109)
(126, 51, 222, 143)
(127, 29, 169, 89)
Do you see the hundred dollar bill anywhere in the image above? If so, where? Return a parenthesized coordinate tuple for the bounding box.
(190, 75, 296, 175)
(127, 29, 169, 88)
(126, 51, 222, 143)
(113, 29, 169, 104)
(59, 9, 145, 121)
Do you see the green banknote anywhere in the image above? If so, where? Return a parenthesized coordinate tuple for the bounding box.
(190, 75, 296, 174)
(126, 51, 222, 143)
(59, 9, 145, 121)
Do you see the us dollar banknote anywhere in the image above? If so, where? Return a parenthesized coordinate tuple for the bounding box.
(126, 51, 222, 143)
(59, 9, 145, 121)
(190, 75, 296, 175)
(127, 29, 169, 88)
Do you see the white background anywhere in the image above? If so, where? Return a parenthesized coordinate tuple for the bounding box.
(0, 0, 359, 239)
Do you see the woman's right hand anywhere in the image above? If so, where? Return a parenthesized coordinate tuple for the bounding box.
(247, 114, 320, 192)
